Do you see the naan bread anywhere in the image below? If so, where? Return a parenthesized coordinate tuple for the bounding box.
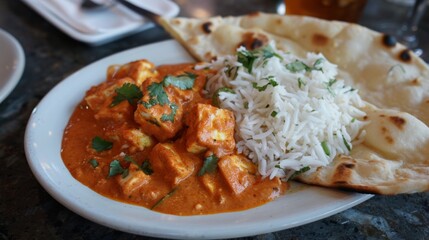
(159, 13, 429, 194)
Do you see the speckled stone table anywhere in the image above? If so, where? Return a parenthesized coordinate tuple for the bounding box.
(1, 0, 429, 239)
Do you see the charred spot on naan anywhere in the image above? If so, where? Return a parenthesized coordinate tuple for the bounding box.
(312, 33, 329, 46)
(389, 116, 406, 130)
(379, 124, 394, 144)
(409, 78, 421, 86)
(399, 49, 412, 62)
(237, 32, 269, 50)
(201, 22, 213, 34)
(379, 114, 406, 130)
(382, 34, 397, 47)
(331, 158, 357, 184)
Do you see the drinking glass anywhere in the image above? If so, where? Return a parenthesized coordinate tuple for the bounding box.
(396, 0, 428, 58)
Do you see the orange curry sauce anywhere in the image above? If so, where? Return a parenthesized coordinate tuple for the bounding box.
(61, 60, 287, 215)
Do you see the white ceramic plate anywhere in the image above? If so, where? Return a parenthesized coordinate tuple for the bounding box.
(0, 29, 25, 103)
(24, 40, 372, 239)
(22, 0, 179, 46)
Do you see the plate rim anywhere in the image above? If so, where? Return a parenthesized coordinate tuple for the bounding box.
(24, 39, 373, 239)
(0, 29, 25, 103)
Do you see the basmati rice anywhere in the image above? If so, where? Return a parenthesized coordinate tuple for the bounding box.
(202, 43, 367, 179)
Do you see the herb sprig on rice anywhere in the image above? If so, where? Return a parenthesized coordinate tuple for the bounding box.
(203, 43, 367, 180)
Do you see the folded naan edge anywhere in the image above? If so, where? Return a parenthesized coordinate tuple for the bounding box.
(159, 13, 429, 194)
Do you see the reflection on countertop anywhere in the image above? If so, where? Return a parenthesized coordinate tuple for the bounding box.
(0, 0, 428, 239)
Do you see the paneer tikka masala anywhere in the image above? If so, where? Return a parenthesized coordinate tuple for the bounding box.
(61, 60, 287, 215)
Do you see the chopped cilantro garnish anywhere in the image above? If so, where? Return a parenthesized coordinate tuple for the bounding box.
(224, 65, 239, 79)
(151, 188, 177, 210)
(88, 159, 99, 168)
(289, 166, 311, 180)
(313, 58, 325, 72)
(297, 78, 306, 89)
(124, 155, 138, 166)
(141, 160, 153, 175)
(91, 136, 113, 152)
(321, 141, 330, 156)
(147, 82, 170, 106)
(252, 76, 278, 92)
(198, 154, 219, 176)
(163, 72, 196, 90)
(123, 156, 153, 175)
(342, 135, 351, 151)
(212, 87, 235, 107)
(161, 103, 178, 122)
(271, 111, 278, 117)
(326, 79, 337, 95)
(243, 101, 249, 109)
(110, 83, 143, 107)
(237, 49, 257, 73)
(261, 45, 283, 60)
(285, 60, 311, 73)
(286, 59, 325, 73)
(108, 160, 127, 178)
(327, 78, 337, 87)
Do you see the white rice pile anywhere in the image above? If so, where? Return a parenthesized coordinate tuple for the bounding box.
(202, 43, 367, 179)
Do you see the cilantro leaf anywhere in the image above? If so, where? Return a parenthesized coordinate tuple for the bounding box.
(124, 155, 139, 166)
(313, 58, 325, 72)
(271, 111, 278, 117)
(108, 160, 126, 178)
(212, 87, 235, 107)
(237, 49, 257, 73)
(141, 160, 153, 175)
(224, 65, 239, 79)
(123, 156, 154, 175)
(321, 141, 330, 156)
(326, 78, 337, 95)
(92, 136, 113, 152)
(151, 188, 177, 210)
(198, 154, 219, 176)
(260, 45, 283, 60)
(110, 83, 143, 107)
(252, 76, 278, 92)
(297, 78, 306, 89)
(163, 72, 196, 90)
(285, 60, 311, 73)
(142, 98, 158, 109)
(342, 135, 351, 151)
(289, 166, 311, 180)
(147, 82, 170, 106)
(88, 159, 99, 168)
(161, 103, 178, 122)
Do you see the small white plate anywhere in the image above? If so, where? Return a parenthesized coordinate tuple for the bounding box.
(22, 0, 179, 46)
(0, 29, 25, 103)
(24, 40, 372, 239)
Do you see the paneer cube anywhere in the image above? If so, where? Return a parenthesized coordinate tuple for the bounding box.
(117, 164, 151, 197)
(94, 98, 134, 122)
(134, 79, 184, 141)
(85, 77, 135, 112)
(107, 60, 158, 86)
(150, 143, 194, 187)
(218, 155, 257, 195)
(200, 173, 217, 195)
(122, 129, 154, 153)
(185, 103, 235, 157)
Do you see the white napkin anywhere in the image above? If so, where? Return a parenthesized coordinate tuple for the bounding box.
(39, 0, 143, 34)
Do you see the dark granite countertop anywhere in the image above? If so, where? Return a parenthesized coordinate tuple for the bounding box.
(1, 0, 429, 239)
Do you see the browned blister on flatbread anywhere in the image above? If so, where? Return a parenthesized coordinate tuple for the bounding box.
(160, 13, 429, 194)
